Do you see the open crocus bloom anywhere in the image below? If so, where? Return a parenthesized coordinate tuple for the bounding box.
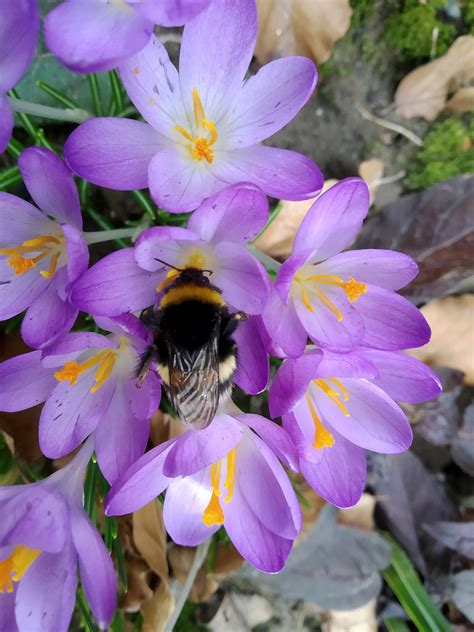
(71, 184, 271, 394)
(0, 0, 39, 151)
(0, 439, 116, 632)
(106, 411, 301, 572)
(262, 178, 431, 357)
(269, 348, 441, 508)
(64, 0, 323, 211)
(45, 0, 211, 73)
(0, 315, 161, 483)
(0, 148, 88, 348)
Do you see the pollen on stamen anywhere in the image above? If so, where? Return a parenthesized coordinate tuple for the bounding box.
(202, 490, 225, 526)
(6, 254, 36, 276)
(343, 277, 367, 302)
(54, 361, 81, 385)
(306, 395, 335, 450)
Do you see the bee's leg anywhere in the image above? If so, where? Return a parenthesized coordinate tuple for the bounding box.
(136, 345, 158, 387)
(221, 311, 247, 336)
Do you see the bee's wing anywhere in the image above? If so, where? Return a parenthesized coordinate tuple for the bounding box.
(168, 335, 220, 430)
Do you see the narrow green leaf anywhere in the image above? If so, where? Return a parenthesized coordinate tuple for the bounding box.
(0, 166, 22, 191)
(76, 589, 97, 632)
(7, 137, 23, 159)
(253, 200, 283, 242)
(84, 457, 99, 521)
(132, 189, 156, 220)
(111, 610, 124, 632)
(36, 80, 79, 109)
(108, 70, 124, 114)
(384, 618, 411, 632)
(382, 535, 451, 632)
(87, 74, 104, 116)
(79, 179, 89, 207)
(113, 535, 128, 592)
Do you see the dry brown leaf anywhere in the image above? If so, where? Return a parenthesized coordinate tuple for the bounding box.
(141, 580, 175, 632)
(168, 544, 218, 603)
(408, 295, 474, 384)
(133, 500, 169, 580)
(358, 159, 384, 205)
(255, 0, 352, 65)
(149, 410, 184, 447)
(213, 541, 245, 577)
(325, 598, 377, 632)
(253, 179, 338, 259)
(337, 494, 376, 531)
(395, 36, 474, 120)
(120, 557, 154, 612)
(295, 479, 327, 545)
(446, 86, 474, 113)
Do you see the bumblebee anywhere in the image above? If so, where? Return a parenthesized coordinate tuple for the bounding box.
(137, 265, 244, 429)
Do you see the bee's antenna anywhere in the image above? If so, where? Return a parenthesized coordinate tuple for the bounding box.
(154, 258, 184, 272)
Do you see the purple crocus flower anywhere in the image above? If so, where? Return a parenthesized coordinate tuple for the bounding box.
(71, 184, 271, 394)
(261, 178, 431, 357)
(0, 315, 161, 483)
(0, 0, 39, 152)
(0, 439, 116, 631)
(0, 148, 88, 348)
(64, 0, 323, 212)
(45, 0, 212, 73)
(269, 347, 441, 508)
(106, 410, 301, 572)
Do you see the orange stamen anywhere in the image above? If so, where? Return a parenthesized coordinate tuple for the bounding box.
(175, 88, 217, 164)
(202, 448, 237, 525)
(0, 546, 40, 593)
(306, 395, 335, 449)
(0, 234, 63, 279)
(54, 350, 117, 393)
(314, 379, 350, 416)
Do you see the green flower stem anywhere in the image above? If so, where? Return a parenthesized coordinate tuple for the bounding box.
(36, 80, 80, 110)
(8, 95, 92, 124)
(247, 245, 281, 273)
(87, 74, 104, 116)
(85, 208, 128, 248)
(84, 227, 138, 245)
(108, 70, 124, 114)
(6, 137, 23, 159)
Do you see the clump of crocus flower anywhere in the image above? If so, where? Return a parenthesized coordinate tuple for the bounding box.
(0, 0, 442, 625)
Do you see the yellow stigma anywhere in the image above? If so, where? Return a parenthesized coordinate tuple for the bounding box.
(0, 546, 40, 593)
(202, 448, 237, 526)
(175, 88, 218, 164)
(54, 348, 118, 393)
(306, 395, 335, 449)
(0, 234, 63, 279)
(314, 378, 350, 416)
(294, 271, 367, 321)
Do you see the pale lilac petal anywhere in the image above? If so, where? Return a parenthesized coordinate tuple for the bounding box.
(18, 148, 82, 228)
(21, 268, 78, 349)
(0, 96, 13, 153)
(226, 57, 317, 147)
(16, 545, 77, 632)
(357, 285, 431, 350)
(238, 432, 301, 538)
(293, 178, 370, 258)
(95, 381, 150, 484)
(0, 0, 39, 92)
(187, 183, 269, 245)
(269, 352, 322, 418)
(63, 223, 89, 282)
(45, 0, 152, 73)
(315, 349, 378, 380)
(275, 249, 314, 303)
(236, 413, 299, 471)
(135, 0, 211, 26)
(0, 192, 54, 247)
(163, 414, 243, 477)
(163, 471, 219, 546)
(0, 486, 68, 553)
(323, 250, 418, 291)
(39, 372, 116, 458)
(105, 440, 175, 515)
(134, 226, 198, 271)
(260, 288, 308, 358)
(65, 118, 164, 190)
(293, 286, 365, 352)
(316, 379, 413, 453)
(119, 35, 185, 138)
(179, 0, 257, 119)
(148, 146, 224, 212)
(358, 349, 442, 403)
(70, 507, 116, 629)
(286, 414, 366, 508)
(224, 482, 293, 573)
(213, 242, 269, 314)
(0, 351, 55, 412)
(0, 259, 50, 321)
(232, 316, 269, 394)
(71, 249, 163, 316)
(42, 332, 112, 368)
(217, 145, 323, 201)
